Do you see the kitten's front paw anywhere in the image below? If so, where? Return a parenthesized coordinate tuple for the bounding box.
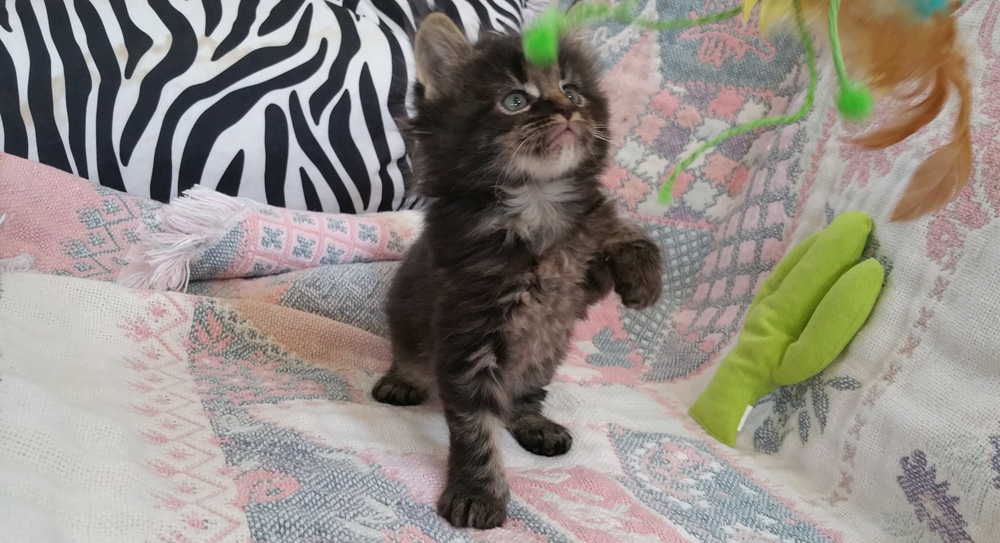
(372, 371, 426, 406)
(608, 238, 663, 310)
(510, 415, 573, 456)
(437, 485, 508, 529)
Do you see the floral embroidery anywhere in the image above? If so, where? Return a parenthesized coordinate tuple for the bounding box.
(753, 375, 862, 453)
(897, 450, 972, 543)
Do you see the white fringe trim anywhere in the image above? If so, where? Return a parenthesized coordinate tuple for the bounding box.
(0, 213, 35, 274)
(119, 185, 253, 292)
(0, 253, 35, 274)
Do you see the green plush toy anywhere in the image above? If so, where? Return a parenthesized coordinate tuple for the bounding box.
(689, 211, 884, 447)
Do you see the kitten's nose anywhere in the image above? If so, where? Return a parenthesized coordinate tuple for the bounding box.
(552, 101, 574, 120)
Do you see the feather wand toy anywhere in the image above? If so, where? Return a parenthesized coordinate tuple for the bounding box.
(522, 0, 971, 220)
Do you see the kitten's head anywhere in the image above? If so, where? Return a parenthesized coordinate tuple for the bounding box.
(409, 14, 610, 198)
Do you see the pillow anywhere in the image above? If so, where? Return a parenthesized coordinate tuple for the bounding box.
(0, 0, 544, 213)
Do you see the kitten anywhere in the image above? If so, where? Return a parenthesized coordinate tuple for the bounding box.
(372, 14, 663, 529)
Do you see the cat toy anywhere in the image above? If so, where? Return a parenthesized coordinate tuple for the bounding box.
(688, 210, 884, 447)
(523, 0, 970, 221)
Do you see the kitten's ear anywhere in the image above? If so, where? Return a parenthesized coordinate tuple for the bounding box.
(415, 13, 472, 99)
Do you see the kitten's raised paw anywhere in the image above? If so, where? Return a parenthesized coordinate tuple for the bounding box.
(608, 238, 663, 310)
(372, 371, 426, 406)
(510, 415, 573, 456)
(437, 486, 508, 529)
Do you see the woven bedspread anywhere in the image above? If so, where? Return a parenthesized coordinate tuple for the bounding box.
(2, 1, 999, 541)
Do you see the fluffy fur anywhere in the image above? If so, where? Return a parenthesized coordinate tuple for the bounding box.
(372, 14, 663, 529)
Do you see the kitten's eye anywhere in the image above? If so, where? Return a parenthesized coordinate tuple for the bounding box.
(563, 85, 583, 106)
(501, 91, 529, 112)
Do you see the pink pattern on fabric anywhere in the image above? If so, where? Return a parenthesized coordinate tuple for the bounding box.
(676, 105, 704, 129)
(564, 296, 646, 385)
(925, 185, 991, 270)
(839, 143, 894, 189)
(364, 451, 444, 504)
(185, 311, 327, 405)
(709, 87, 745, 120)
(119, 294, 246, 543)
(652, 88, 681, 117)
(731, 274, 752, 298)
(726, 164, 750, 195)
(0, 152, 156, 280)
(761, 237, 783, 263)
(668, 170, 697, 202)
(0, 154, 421, 290)
(692, 282, 710, 304)
(718, 246, 734, 270)
(636, 114, 668, 144)
(601, 163, 631, 193)
(679, 12, 777, 68)
(381, 526, 437, 543)
(742, 205, 761, 231)
(770, 160, 791, 191)
(600, 33, 662, 142)
(696, 307, 718, 327)
(779, 124, 799, 150)
(703, 154, 741, 187)
(236, 470, 302, 506)
(243, 206, 411, 274)
(510, 468, 689, 543)
(738, 240, 757, 264)
(765, 201, 786, 226)
(717, 305, 741, 328)
(710, 278, 728, 300)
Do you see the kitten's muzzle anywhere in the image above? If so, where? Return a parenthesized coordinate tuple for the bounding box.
(547, 118, 581, 148)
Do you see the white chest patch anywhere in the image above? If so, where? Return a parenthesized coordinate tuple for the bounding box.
(502, 180, 578, 251)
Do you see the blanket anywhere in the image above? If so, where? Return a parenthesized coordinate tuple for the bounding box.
(2, 0, 1000, 541)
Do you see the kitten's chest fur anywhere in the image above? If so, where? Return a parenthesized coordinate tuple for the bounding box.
(497, 181, 600, 377)
(503, 241, 592, 344)
(502, 180, 582, 254)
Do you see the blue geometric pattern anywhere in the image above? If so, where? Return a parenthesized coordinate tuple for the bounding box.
(279, 262, 397, 338)
(610, 425, 837, 543)
(624, 223, 711, 367)
(56, 186, 163, 279)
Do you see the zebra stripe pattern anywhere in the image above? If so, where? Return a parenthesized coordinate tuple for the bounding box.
(0, 0, 540, 213)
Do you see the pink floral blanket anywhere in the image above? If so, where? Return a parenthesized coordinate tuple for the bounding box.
(2, 1, 1000, 542)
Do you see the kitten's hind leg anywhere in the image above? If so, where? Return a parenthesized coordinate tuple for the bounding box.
(508, 388, 573, 457)
(372, 364, 428, 406)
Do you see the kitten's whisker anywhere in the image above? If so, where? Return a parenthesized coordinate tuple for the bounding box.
(588, 128, 619, 148)
(503, 137, 532, 179)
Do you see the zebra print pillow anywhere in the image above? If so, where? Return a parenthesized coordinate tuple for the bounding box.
(0, 0, 543, 213)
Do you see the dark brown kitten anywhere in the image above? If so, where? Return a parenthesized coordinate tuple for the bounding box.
(372, 14, 663, 529)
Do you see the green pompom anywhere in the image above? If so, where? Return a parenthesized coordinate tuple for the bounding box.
(522, 9, 563, 66)
(837, 83, 874, 121)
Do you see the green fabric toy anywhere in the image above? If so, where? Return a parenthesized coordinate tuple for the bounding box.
(689, 211, 884, 447)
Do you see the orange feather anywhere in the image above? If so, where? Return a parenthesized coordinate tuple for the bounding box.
(799, 0, 973, 220)
(850, 68, 948, 149)
(890, 61, 973, 222)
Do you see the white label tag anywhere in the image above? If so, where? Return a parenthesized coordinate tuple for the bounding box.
(736, 405, 753, 433)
